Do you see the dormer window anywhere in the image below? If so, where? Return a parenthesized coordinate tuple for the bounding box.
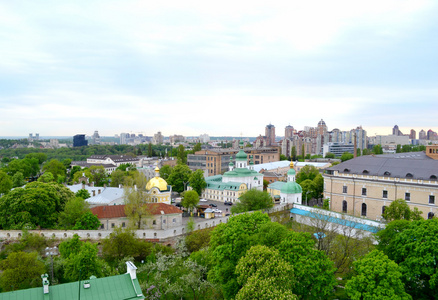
(344, 168, 350, 173)
(384, 171, 391, 176)
(430, 175, 437, 180)
(362, 170, 369, 174)
(406, 173, 413, 178)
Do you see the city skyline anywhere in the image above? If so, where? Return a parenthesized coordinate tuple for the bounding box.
(1, 1, 438, 136)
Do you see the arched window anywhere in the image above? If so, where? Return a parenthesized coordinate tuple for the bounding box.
(382, 206, 386, 216)
(362, 170, 369, 174)
(428, 212, 435, 219)
(406, 173, 413, 178)
(430, 175, 437, 180)
(361, 203, 367, 216)
(344, 168, 350, 173)
(384, 171, 391, 176)
(342, 200, 347, 213)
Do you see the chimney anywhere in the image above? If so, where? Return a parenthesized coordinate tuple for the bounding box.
(98, 189, 101, 195)
(126, 261, 137, 280)
(104, 184, 107, 188)
(41, 274, 49, 294)
(92, 190, 96, 197)
(119, 184, 122, 189)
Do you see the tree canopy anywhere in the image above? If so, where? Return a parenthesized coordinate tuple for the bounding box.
(345, 250, 411, 300)
(382, 199, 423, 222)
(231, 189, 273, 213)
(167, 164, 192, 193)
(182, 190, 200, 213)
(188, 169, 206, 196)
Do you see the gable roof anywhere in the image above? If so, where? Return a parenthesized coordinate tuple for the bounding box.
(91, 203, 183, 219)
(328, 152, 438, 180)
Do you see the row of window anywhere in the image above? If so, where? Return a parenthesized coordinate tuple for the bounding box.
(342, 200, 435, 219)
(342, 186, 435, 204)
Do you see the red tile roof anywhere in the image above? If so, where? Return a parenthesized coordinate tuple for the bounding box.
(91, 203, 183, 219)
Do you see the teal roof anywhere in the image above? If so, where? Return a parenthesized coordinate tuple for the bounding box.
(268, 181, 285, 191)
(207, 181, 243, 191)
(235, 149, 247, 161)
(287, 168, 296, 175)
(205, 175, 223, 182)
(280, 181, 302, 194)
(0, 273, 143, 300)
(223, 168, 260, 178)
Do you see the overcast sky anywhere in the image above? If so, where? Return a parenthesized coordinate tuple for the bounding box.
(1, 0, 437, 138)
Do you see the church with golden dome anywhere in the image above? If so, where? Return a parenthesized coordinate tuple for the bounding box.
(146, 167, 172, 204)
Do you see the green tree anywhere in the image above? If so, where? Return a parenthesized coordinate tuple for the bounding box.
(396, 144, 402, 153)
(193, 142, 202, 152)
(124, 172, 150, 229)
(280, 154, 288, 161)
(159, 164, 172, 180)
(75, 189, 91, 200)
(59, 234, 82, 259)
(341, 152, 354, 162)
(325, 152, 335, 159)
(189, 169, 206, 196)
(58, 197, 90, 229)
(0, 251, 46, 291)
(109, 169, 125, 187)
(148, 142, 153, 156)
(295, 165, 319, 184)
(177, 144, 187, 164)
(231, 189, 273, 213)
(373, 144, 383, 154)
(362, 148, 371, 155)
(376, 218, 438, 299)
(235, 245, 297, 300)
(345, 250, 411, 300)
(277, 231, 337, 299)
(0, 182, 75, 229)
(182, 190, 200, 213)
(89, 165, 109, 186)
(42, 159, 66, 182)
(0, 170, 12, 195)
(209, 211, 270, 299)
(25, 153, 47, 165)
(73, 211, 100, 230)
(38, 171, 55, 183)
(11, 171, 26, 188)
(382, 199, 423, 222)
(291, 146, 297, 161)
(167, 163, 192, 193)
(64, 242, 104, 281)
(6, 158, 39, 178)
(102, 227, 139, 263)
(72, 168, 92, 184)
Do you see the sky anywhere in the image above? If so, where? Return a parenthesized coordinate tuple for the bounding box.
(1, 0, 437, 138)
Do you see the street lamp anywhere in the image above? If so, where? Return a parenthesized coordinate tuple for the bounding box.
(183, 181, 189, 191)
(45, 246, 58, 284)
(305, 191, 310, 206)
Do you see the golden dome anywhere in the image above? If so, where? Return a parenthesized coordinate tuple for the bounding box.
(290, 161, 294, 168)
(146, 177, 168, 191)
(146, 167, 168, 191)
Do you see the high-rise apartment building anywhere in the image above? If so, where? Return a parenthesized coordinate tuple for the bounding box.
(419, 130, 427, 140)
(410, 129, 416, 140)
(285, 125, 294, 139)
(265, 124, 276, 146)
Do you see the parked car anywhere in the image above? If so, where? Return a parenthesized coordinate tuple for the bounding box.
(209, 203, 217, 207)
(224, 201, 233, 206)
(175, 203, 182, 207)
(200, 198, 207, 202)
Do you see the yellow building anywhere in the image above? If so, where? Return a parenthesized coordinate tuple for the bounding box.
(146, 167, 172, 204)
(324, 146, 438, 220)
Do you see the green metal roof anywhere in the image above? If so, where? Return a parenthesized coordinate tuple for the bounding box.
(207, 181, 243, 191)
(268, 181, 285, 191)
(287, 168, 296, 175)
(223, 168, 260, 177)
(235, 149, 247, 161)
(205, 175, 223, 182)
(0, 274, 144, 300)
(280, 181, 302, 194)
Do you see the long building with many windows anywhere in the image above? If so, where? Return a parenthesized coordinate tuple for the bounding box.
(323, 145, 438, 221)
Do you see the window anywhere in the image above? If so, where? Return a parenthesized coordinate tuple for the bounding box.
(382, 206, 386, 215)
(111, 223, 115, 228)
(429, 195, 435, 204)
(100, 224, 104, 229)
(428, 212, 435, 219)
(342, 200, 347, 213)
(361, 203, 367, 216)
(173, 218, 176, 223)
(163, 219, 166, 224)
(383, 190, 388, 198)
(122, 222, 125, 227)
(343, 186, 347, 193)
(405, 192, 410, 201)
(153, 220, 156, 225)
(362, 188, 367, 196)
